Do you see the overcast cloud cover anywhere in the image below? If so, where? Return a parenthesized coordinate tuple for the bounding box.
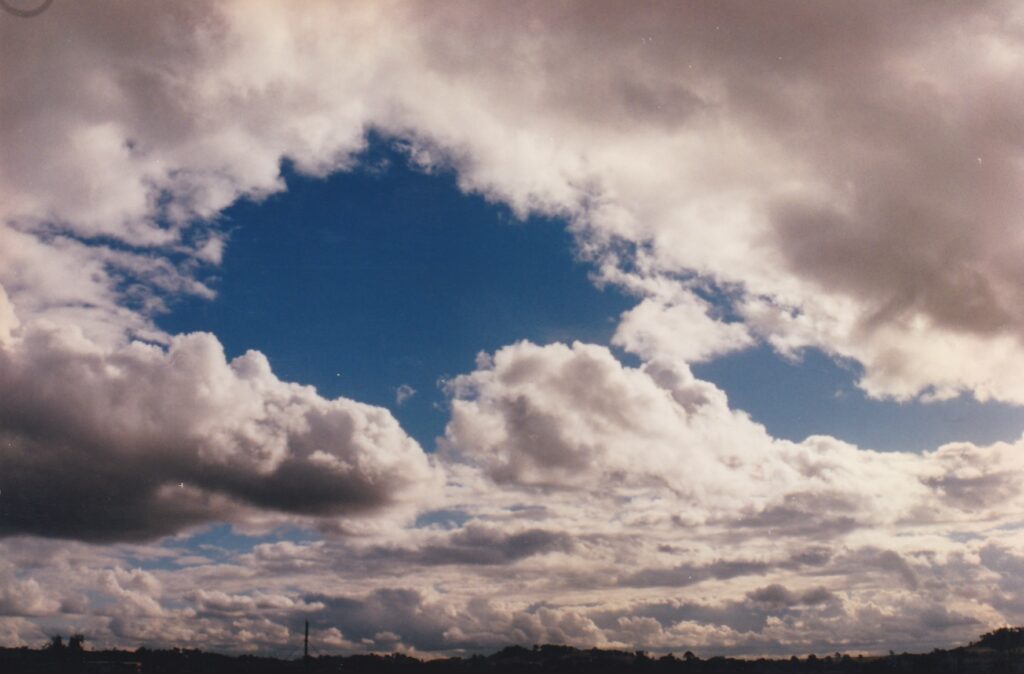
(2, 0, 1024, 658)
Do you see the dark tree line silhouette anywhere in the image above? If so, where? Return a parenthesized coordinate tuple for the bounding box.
(1, 627, 1022, 673)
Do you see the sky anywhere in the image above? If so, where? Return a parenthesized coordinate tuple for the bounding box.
(2, 0, 1024, 659)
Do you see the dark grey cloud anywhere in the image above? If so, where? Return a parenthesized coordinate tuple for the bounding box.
(979, 545, 1024, 613)
(0, 329, 437, 541)
(769, 199, 1020, 337)
(728, 491, 862, 539)
(923, 471, 1018, 510)
(187, 589, 321, 618)
(746, 584, 838, 609)
(622, 559, 768, 589)
(834, 548, 920, 590)
(620, 546, 833, 590)
(370, 524, 573, 566)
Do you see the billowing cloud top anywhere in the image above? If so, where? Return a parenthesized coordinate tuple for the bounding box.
(2, 0, 1024, 658)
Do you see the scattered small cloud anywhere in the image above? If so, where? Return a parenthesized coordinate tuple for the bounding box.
(395, 384, 416, 406)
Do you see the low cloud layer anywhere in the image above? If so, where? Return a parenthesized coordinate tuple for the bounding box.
(8, 341, 1022, 654)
